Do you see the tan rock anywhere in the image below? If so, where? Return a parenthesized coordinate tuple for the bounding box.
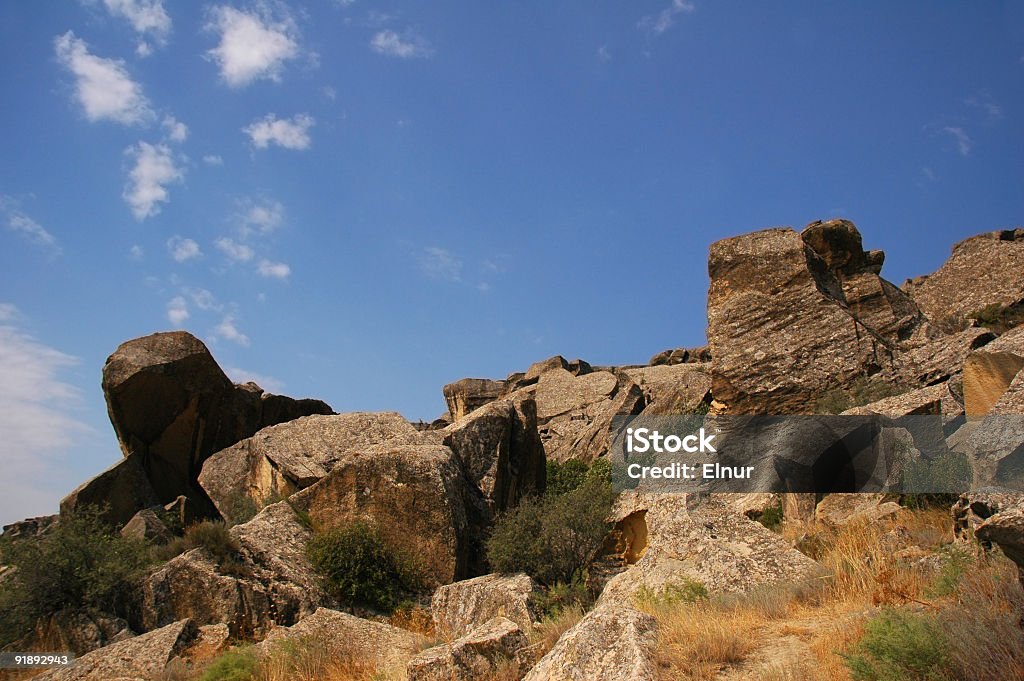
(60, 454, 159, 527)
(534, 369, 618, 421)
(522, 604, 658, 681)
(841, 383, 951, 418)
(443, 378, 507, 421)
(815, 494, 903, 526)
(952, 490, 1024, 541)
(975, 506, 1024, 582)
(407, 616, 529, 681)
(33, 619, 197, 681)
(894, 327, 994, 387)
(963, 352, 1024, 416)
(623, 363, 712, 416)
(120, 509, 171, 544)
(431, 573, 538, 639)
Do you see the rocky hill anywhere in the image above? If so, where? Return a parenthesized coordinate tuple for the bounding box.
(2, 219, 1024, 681)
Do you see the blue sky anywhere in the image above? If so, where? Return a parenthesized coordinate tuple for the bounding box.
(1, 1, 1022, 524)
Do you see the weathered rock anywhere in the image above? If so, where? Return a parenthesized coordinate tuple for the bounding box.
(120, 509, 171, 544)
(975, 506, 1024, 581)
(33, 619, 197, 681)
(100, 331, 332, 518)
(952, 490, 1024, 541)
(198, 412, 417, 523)
(963, 352, 1024, 416)
(523, 355, 592, 384)
(1, 514, 57, 540)
(894, 327, 994, 387)
(984, 325, 1024, 354)
(903, 229, 1024, 322)
(408, 616, 528, 681)
(443, 378, 507, 421)
(953, 370, 1024, 488)
(649, 346, 711, 366)
(600, 494, 824, 605)
(841, 383, 952, 418)
(523, 604, 658, 681)
(60, 454, 160, 527)
(815, 494, 903, 526)
(432, 573, 538, 639)
(624, 363, 712, 416)
(30, 610, 134, 656)
(707, 223, 914, 415)
(290, 444, 470, 587)
(140, 502, 326, 638)
(258, 608, 426, 673)
(442, 399, 545, 513)
(534, 369, 618, 422)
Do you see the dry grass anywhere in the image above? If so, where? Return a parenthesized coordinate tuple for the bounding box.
(526, 603, 585, 662)
(388, 603, 434, 638)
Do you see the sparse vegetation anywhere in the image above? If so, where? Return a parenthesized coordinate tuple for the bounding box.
(545, 459, 589, 496)
(967, 301, 1024, 334)
(816, 376, 905, 414)
(198, 646, 259, 681)
(154, 520, 245, 574)
(0, 505, 151, 647)
(196, 637, 390, 681)
(634, 577, 708, 607)
(306, 521, 422, 613)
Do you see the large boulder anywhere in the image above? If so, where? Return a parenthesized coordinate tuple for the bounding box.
(258, 608, 426, 674)
(903, 229, 1024, 322)
(624, 363, 712, 416)
(894, 327, 994, 387)
(289, 444, 470, 587)
(98, 331, 332, 519)
(59, 454, 159, 527)
(952, 490, 1024, 541)
(33, 619, 197, 681)
(431, 573, 538, 639)
(198, 412, 419, 523)
(443, 378, 507, 421)
(522, 604, 658, 681)
(975, 506, 1024, 582)
(707, 221, 919, 415)
(407, 616, 529, 681)
(600, 494, 823, 605)
(29, 610, 134, 656)
(139, 502, 327, 638)
(963, 351, 1024, 416)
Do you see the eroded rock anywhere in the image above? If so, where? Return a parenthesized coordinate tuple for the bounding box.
(431, 573, 538, 639)
(408, 616, 529, 681)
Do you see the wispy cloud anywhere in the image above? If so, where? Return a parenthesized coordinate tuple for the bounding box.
(167, 235, 201, 262)
(214, 315, 250, 346)
(215, 236, 254, 262)
(257, 259, 291, 280)
(203, 154, 224, 166)
(0, 305, 92, 522)
(123, 141, 184, 219)
(205, 5, 300, 88)
(638, 0, 696, 35)
(965, 90, 1003, 120)
(189, 288, 221, 311)
(597, 45, 612, 62)
(129, 244, 144, 259)
(54, 31, 153, 124)
(226, 366, 283, 392)
(100, 0, 171, 56)
(161, 115, 188, 142)
(0, 198, 60, 254)
(370, 29, 433, 58)
(166, 295, 189, 325)
(243, 113, 314, 150)
(237, 197, 285, 235)
(943, 126, 972, 156)
(419, 247, 462, 282)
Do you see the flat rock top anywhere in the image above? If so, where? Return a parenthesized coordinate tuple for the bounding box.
(535, 369, 618, 420)
(248, 411, 416, 468)
(103, 331, 223, 385)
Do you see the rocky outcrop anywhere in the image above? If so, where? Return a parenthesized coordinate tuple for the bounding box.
(894, 327, 994, 387)
(975, 506, 1024, 582)
(623, 363, 712, 415)
(815, 494, 903, 526)
(600, 494, 823, 605)
(140, 502, 327, 638)
(30, 610, 134, 656)
(1, 514, 58, 541)
(903, 229, 1024, 322)
(442, 398, 545, 513)
(431, 573, 538, 639)
(523, 604, 658, 681)
(707, 221, 921, 415)
(98, 331, 332, 520)
(258, 608, 426, 673)
(60, 453, 160, 527)
(407, 616, 529, 681)
(648, 346, 711, 366)
(952, 490, 1024, 541)
(120, 509, 171, 544)
(841, 383, 955, 418)
(33, 619, 197, 681)
(443, 378, 507, 421)
(198, 412, 419, 523)
(963, 351, 1024, 416)
(289, 444, 470, 587)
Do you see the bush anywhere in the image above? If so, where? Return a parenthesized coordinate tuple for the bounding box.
(486, 471, 615, 586)
(635, 577, 708, 607)
(0, 505, 151, 646)
(198, 646, 258, 681)
(843, 609, 951, 681)
(816, 376, 904, 414)
(154, 520, 243, 572)
(533, 578, 591, 618)
(968, 302, 1024, 334)
(306, 521, 420, 613)
(546, 459, 589, 496)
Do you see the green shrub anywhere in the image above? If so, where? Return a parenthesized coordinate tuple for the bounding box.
(928, 546, 972, 598)
(902, 451, 973, 495)
(533, 577, 591, 618)
(753, 499, 784, 532)
(198, 646, 258, 681)
(486, 472, 615, 586)
(306, 521, 420, 612)
(816, 376, 904, 414)
(843, 608, 952, 681)
(0, 505, 152, 647)
(546, 459, 589, 496)
(153, 520, 243, 573)
(635, 577, 708, 607)
(968, 302, 1024, 334)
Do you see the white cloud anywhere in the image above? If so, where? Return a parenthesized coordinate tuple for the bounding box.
(226, 366, 283, 392)
(214, 315, 250, 346)
(966, 91, 1003, 120)
(129, 244, 144, 259)
(215, 237, 254, 262)
(419, 247, 462, 282)
(203, 154, 224, 166)
(167, 236, 201, 262)
(243, 113, 314, 150)
(321, 85, 337, 100)
(370, 29, 433, 58)
(166, 295, 189, 325)
(257, 259, 291, 279)
(943, 126, 972, 156)
(162, 115, 188, 142)
(0, 310, 92, 523)
(238, 197, 285, 234)
(205, 5, 300, 88)
(101, 0, 171, 56)
(597, 45, 612, 62)
(188, 288, 221, 311)
(123, 141, 184, 220)
(0, 198, 60, 253)
(54, 31, 153, 125)
(638, 0, 696, 35)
